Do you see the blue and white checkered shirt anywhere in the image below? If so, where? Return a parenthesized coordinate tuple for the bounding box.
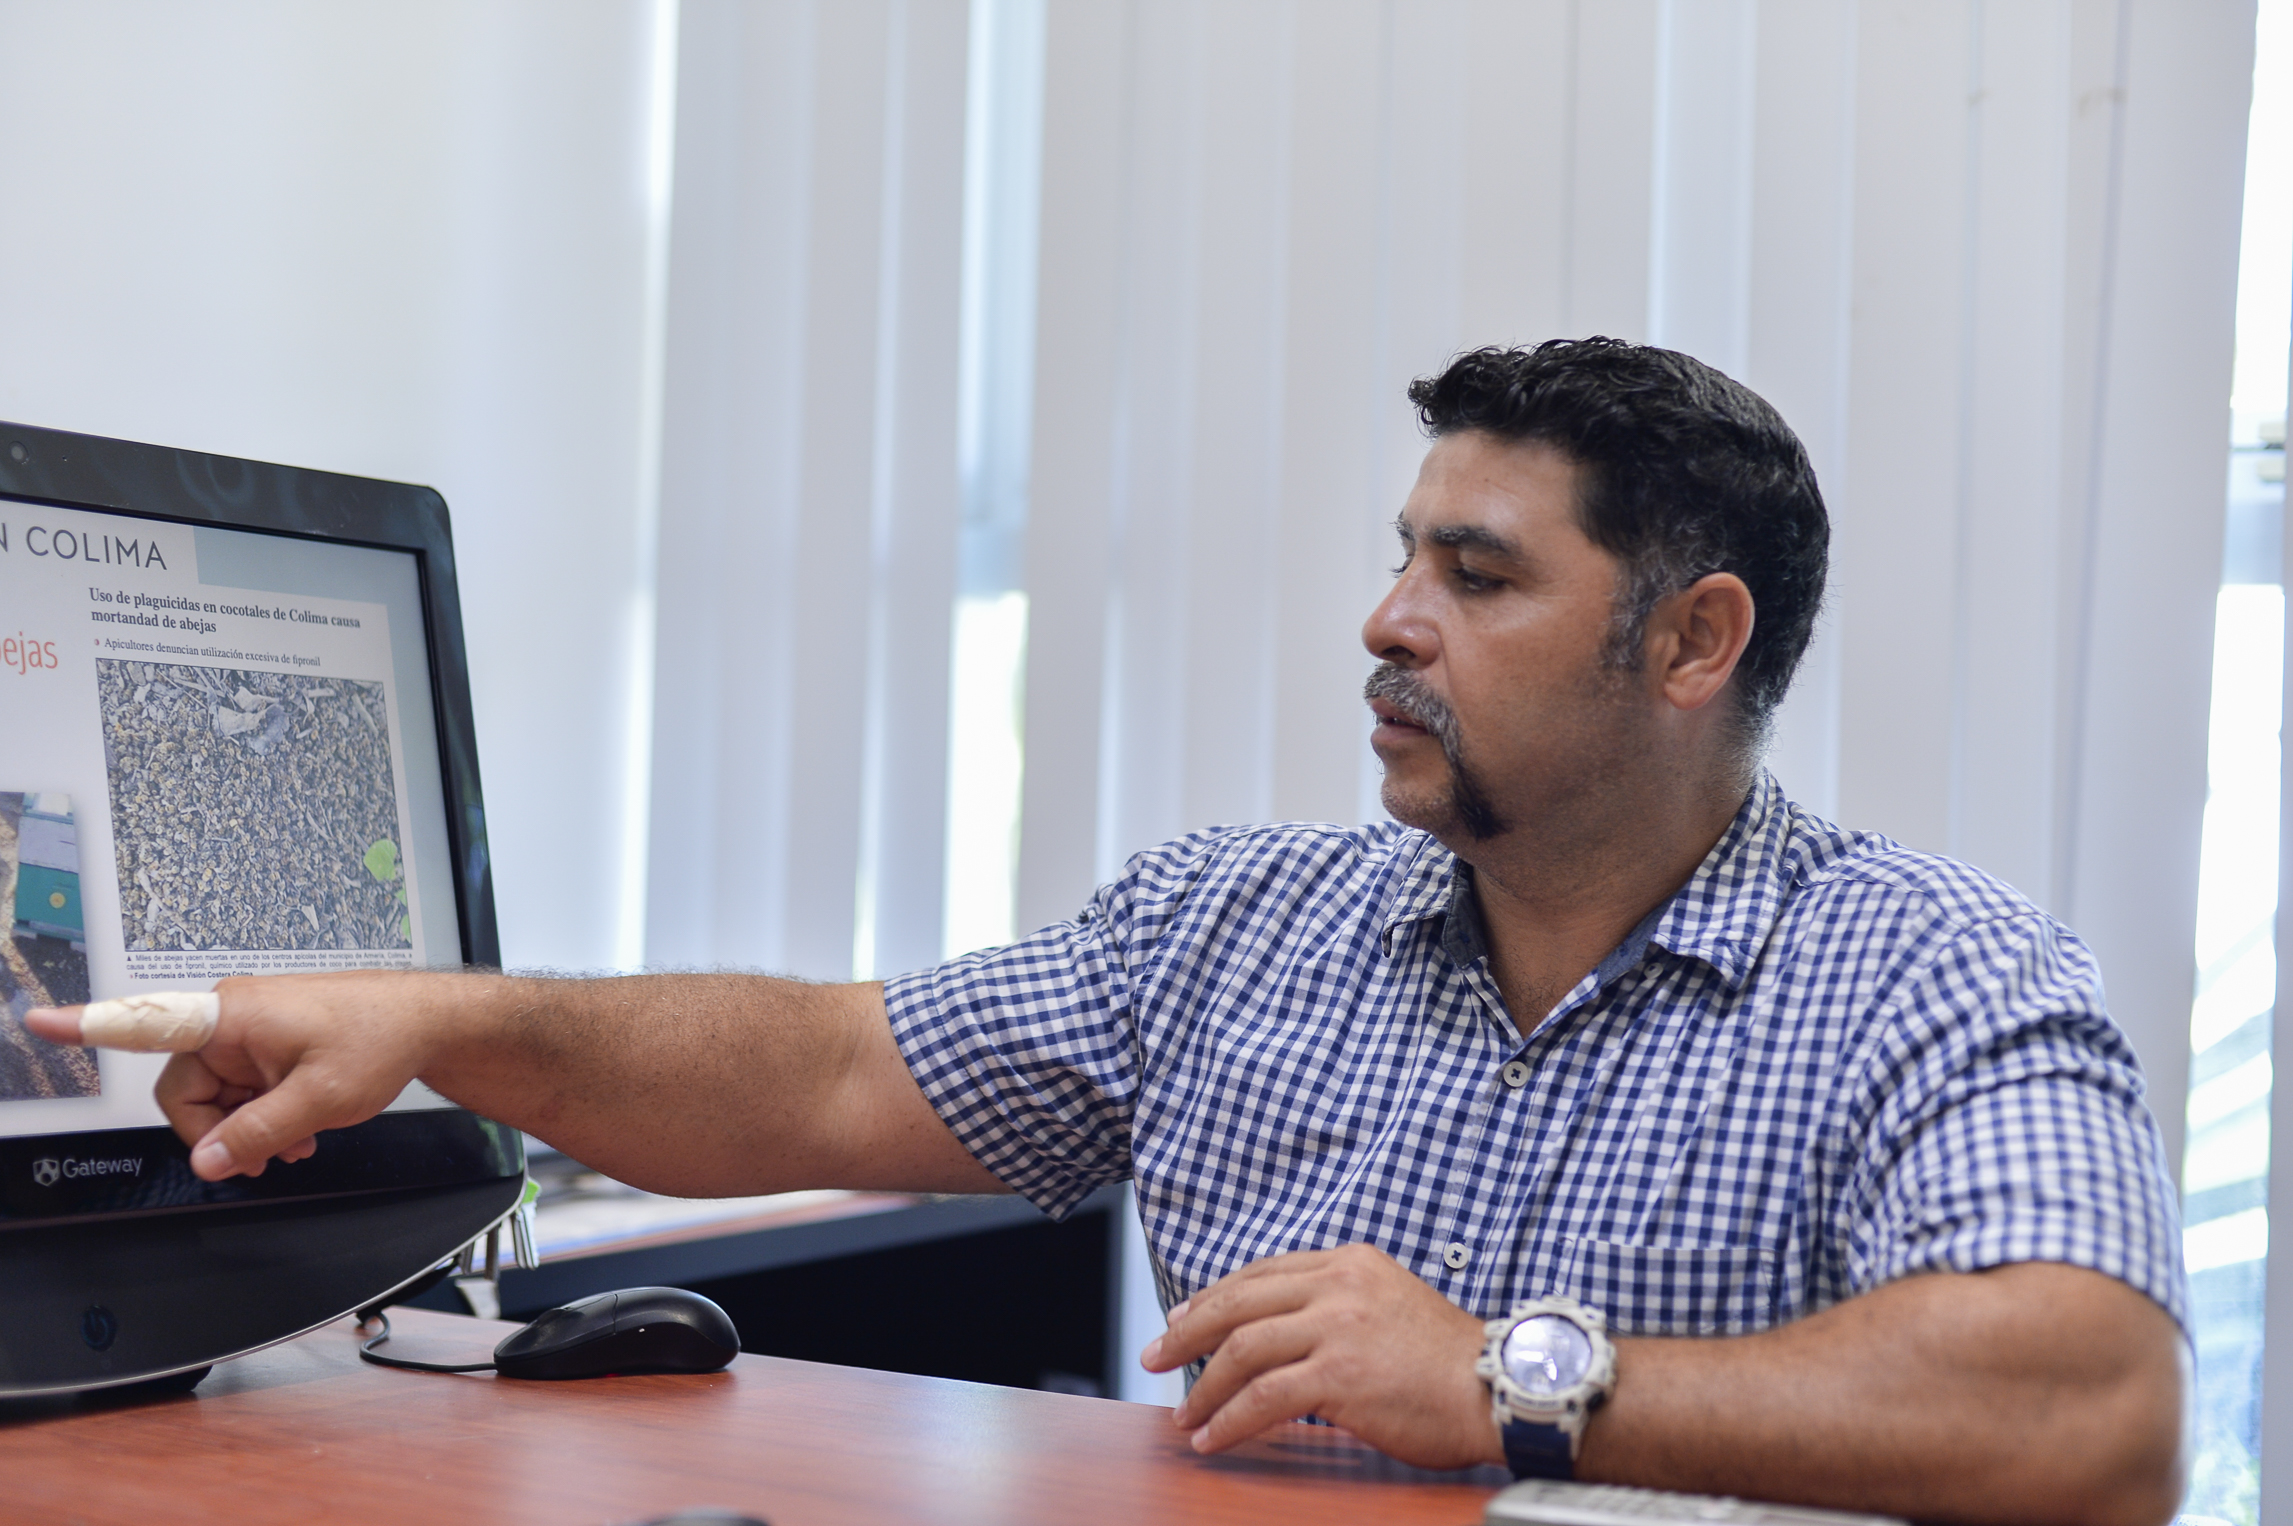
(887, 773, 2189, 1337)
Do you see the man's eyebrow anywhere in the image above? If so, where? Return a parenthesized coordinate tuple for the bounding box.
(1423, 522, 1521, 558)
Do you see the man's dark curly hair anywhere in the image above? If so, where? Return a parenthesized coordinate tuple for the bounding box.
(1407, 338, 1829, 743)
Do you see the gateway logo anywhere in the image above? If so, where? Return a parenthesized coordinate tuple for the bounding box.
(31, 1154, 141, 1186)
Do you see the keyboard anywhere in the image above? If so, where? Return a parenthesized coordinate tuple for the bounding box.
(1486, 1480, 1909, 1526)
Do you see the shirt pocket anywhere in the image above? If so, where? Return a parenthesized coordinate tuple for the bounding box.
(1557, 1237, 1779, 1336)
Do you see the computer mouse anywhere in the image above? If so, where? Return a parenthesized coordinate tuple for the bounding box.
(492, 1286, 741, 1380)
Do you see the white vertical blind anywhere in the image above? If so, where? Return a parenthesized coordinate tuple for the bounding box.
(2063, 1, 2255, 1175)
(2246, 0, 2293, 1505)
(645, 0, 967, 980)
(857, 1, 972, 981)
(1733, 0, 1857, 818)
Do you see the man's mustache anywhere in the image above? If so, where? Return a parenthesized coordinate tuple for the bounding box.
(1363, 662, 1458, 743)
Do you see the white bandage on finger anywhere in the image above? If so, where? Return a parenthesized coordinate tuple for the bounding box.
(77, 992, 222, 1052)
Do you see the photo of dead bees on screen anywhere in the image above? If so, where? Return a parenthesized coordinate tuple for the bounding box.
(99, 661, 413, 955)
(0, 791, 98, 1101)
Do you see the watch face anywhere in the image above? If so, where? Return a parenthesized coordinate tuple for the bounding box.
(1502, 1313, 1592, 1396)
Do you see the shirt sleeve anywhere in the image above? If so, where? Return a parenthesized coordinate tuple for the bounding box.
(1839, 910, 2191, 1335)
(882, 838, 1212, 1219)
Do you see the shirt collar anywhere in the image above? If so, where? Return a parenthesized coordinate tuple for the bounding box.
(1376, 772, 1795, 991)
(1638, 771, 1791, 989)
(1378, 833, 1457, 955)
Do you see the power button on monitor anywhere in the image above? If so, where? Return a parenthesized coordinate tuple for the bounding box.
(80, 1306, 118, 1352)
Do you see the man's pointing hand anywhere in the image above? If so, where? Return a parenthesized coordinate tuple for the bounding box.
(23, 973, 449, 1180)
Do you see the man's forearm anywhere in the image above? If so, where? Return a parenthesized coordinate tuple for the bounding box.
(413, 970, 899, 1197)
(1578, 1263, 2186, 1526)
(1154, 1253, 2183, 1526)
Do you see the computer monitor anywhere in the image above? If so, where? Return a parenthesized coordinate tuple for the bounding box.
(0, 420, 525, 1395)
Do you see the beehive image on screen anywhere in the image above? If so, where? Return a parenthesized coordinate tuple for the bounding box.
(0, 791, 98, 1101)
(97, 661, 412, 955)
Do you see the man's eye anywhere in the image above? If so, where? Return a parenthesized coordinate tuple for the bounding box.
(1453, 567, 1503, 592)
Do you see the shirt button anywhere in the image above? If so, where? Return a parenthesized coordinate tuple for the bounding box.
(1443, 1242, 1471, 1270)
(1501, 1060, 1531, 1089)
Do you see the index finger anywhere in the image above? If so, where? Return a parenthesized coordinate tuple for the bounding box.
(26, 992, 219, 1052)
(21, 1004, 86, 1047)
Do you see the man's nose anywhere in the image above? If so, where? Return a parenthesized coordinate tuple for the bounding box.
(1361, 577, 1434, 667)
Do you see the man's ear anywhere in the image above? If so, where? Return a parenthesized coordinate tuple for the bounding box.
(1650, 573, 1755, 714)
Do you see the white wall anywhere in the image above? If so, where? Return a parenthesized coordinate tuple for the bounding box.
(0, 0, 666, 973)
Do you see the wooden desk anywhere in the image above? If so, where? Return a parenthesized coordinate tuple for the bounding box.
(0, 1307, 1509, 1525)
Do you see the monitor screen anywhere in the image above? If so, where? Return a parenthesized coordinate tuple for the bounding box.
(0, 504, 461, 1141)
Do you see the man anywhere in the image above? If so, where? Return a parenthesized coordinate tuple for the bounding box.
(31, 340, 2185, 1523)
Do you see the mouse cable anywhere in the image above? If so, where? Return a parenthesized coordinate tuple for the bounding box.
(356, 1310, 499, 1374)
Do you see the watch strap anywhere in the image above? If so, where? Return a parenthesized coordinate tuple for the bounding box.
(1499, 1414, 1577, 1480)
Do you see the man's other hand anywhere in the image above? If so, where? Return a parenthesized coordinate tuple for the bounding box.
(25, 972, 453, 1181)
(1141, 1242, 1501, 1470)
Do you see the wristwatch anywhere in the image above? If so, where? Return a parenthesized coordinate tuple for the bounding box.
(1476, 1295, 1617, 1480)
